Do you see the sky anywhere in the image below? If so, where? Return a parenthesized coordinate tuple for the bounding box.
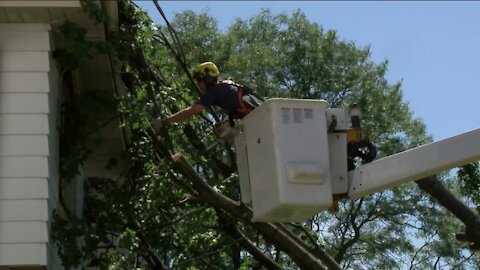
(135, 1, 480, 142)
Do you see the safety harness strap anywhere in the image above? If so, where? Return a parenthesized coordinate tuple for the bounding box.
(220, 79, 261, 127)
(236, 87, 252, 115)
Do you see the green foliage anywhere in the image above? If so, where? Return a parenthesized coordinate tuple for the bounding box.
(60, 90, 116, 181)
(158, 6, 477, 270)
(53, 21, 109, 70)
(52, 1, 480, 269)
(458, 162, 480, 207)
(55, 90, 118, 268)
(169, 10, 220, 62)
(51, 4, 119, 268)
(80, 0, 105, 23)
(51, 210, 87, 268)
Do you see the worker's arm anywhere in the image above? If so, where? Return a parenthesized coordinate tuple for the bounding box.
(166, 103, 205, 124)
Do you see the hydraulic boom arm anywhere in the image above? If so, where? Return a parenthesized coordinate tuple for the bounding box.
(348, 128, 480, 198)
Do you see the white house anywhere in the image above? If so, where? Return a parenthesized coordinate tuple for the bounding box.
(0, 1, 123, 269)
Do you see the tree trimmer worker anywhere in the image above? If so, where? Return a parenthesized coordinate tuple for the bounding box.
(152, 62, 262, 138)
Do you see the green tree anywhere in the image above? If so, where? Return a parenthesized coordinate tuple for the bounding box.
(54, 1, 480, 269)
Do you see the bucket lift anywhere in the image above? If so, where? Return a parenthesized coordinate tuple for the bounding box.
(234, 98, 480, 222)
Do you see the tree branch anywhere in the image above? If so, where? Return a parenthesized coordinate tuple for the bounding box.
(217, 211, 283, 270)
(277, 223, 340, 270)
(416, 176, 480, 248)
(170, 154, 333, 269)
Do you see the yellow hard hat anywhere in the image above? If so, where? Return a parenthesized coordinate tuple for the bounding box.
(193, 62, 219, 81)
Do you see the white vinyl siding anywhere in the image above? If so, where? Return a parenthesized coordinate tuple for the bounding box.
(0, 222, 49, 243)
(0, 178, 49, 199)
(0, 23, 59, 268)
(0, 200, 49, 221)
(0, 114, 49, 135)
(0, 72, 50, 93)
(0, 135, 49, 156)
(0, 51, 50, 72)
(0, 157, 49, 178)
(0, 244, 47, 265)
(0, 30, 50, 51)
(0, 93, 49, 114)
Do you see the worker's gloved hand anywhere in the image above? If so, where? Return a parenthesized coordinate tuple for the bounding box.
(151, 116, 168, 134)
